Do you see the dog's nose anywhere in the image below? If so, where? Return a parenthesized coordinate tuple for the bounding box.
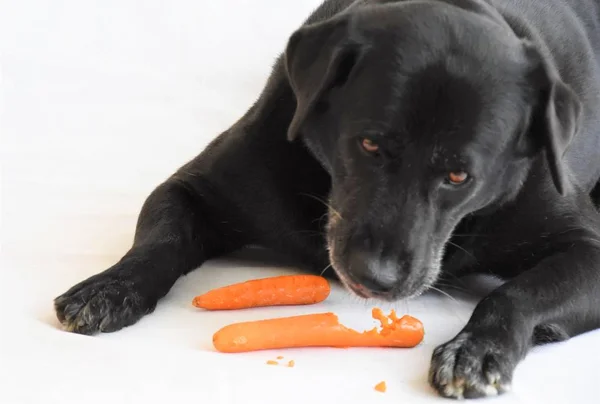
(347, 249, 399, 293)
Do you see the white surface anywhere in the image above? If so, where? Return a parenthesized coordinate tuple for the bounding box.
(1, 1, 599, 403)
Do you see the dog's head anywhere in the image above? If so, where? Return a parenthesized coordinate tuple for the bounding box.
(284, 1, 581, 299)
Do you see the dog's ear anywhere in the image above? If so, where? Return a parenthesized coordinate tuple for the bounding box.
(518, 41, 582, 196)
(284, 17, 364, 141)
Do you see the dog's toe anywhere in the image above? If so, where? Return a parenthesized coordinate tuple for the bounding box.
(429, 332, 514, 399)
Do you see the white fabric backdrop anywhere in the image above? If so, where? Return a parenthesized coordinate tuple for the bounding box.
(1, 1, 599, 403)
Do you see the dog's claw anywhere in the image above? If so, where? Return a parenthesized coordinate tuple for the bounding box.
(429, 332, 514, 399)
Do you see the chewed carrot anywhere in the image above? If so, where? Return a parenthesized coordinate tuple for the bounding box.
(212, 308, 424, 353)
(374, 381, 387, 393)
(287, 360, 295, 367)
(193, 275, 330, 310)
(266, 360, 278, 365)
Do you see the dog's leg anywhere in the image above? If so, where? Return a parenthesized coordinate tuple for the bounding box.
(53, 72, 330, 334)
(53, 59, 333, 335)
(429, 227, 600, 398)
(53, 173, 251, 334)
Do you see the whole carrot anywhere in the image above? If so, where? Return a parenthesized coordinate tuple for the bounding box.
(192, 275, 330, 310)
(212, 308, 424, 353)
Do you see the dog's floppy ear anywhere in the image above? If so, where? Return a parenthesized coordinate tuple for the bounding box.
(284, 17, 364, 141)
(519, 41, 582, 196)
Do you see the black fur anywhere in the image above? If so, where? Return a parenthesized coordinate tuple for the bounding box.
(54, 0, 600, 399)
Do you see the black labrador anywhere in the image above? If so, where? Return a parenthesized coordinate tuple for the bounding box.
(54, 0, 600, 399)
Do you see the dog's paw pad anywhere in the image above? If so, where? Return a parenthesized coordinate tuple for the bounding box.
(429, 332, 514, 399)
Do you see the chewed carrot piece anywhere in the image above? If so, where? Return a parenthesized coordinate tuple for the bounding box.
(287, 360, 295, 367)
(212, 308, 424, 353)
(374, 381, 387, 393)
(266, 360, 278, 365)
(193, 275, 330, 310)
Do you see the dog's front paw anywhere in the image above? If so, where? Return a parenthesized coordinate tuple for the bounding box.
(429, 332, 515, 399)
(54, 267, 156, 335)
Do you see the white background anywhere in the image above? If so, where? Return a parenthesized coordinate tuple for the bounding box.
(1, 1, 599, 403)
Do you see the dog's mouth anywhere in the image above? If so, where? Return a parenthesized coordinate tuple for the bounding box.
(334, 271, 386, 300)
(328, 235, 442, 301)
(339, 271, 434, 301)
(346, 282, 372, 299)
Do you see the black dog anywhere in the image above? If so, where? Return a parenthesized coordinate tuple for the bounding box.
(54, 0, 600, 399)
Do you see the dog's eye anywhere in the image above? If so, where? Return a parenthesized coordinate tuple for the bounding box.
(360, 138, 379, 154)
(447, 171, 469, 185)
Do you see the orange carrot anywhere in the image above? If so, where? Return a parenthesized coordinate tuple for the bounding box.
(266, 360, 278, 365)
(212, 308, 424, 353)
(287, 360, 295, 368)
(374, 381, 387, 393)
(276, 356, 284, 360)
(193, 275, 330, 310)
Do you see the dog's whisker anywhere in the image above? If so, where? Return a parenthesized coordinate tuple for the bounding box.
(429, 286, 459, 302)
(428, 286, 468, 322)
(435, 282, 473, 295)
(289, 229, 327, 236)
(437, 273, 474, 291)
(299, 193, 343, 220)
(446, 240, 478, 263)
(313, 211, 330, 225)
(438, 271, 464, 282)
(319, 264, 332, 276)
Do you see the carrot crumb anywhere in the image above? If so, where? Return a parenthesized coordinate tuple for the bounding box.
(374, 381, 386, 393)
(277, 356, 284, 360)
(287, 360, 295, 368)
(266, 360, 279, 365)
